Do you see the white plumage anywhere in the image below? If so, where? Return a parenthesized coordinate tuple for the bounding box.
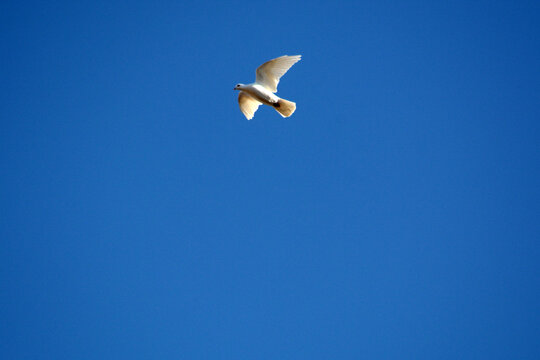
(234, 55, 301, 120)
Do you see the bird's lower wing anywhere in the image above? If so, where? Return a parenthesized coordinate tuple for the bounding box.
(238, 92, 261, 120)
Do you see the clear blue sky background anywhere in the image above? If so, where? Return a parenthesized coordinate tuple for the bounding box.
(1, 1, 539, 358)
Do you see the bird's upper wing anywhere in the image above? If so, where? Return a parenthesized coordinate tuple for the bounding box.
(238, 91, 261, 120)
(255, 55, 301, 93)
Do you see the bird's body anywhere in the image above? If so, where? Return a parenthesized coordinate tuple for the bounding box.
(234, 55, 301, 120)
(237, 83, 279, 106)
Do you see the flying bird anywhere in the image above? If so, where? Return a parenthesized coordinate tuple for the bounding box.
(233, 55, 301, 120)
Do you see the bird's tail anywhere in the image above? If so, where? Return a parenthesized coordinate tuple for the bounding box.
(273, 98, 296, 118)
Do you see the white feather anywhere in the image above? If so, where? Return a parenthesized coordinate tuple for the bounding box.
(255, 55, 302, 93)
(238, 91, 261, 120)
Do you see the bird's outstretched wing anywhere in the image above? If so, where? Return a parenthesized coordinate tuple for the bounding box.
(238, 91, 261, 120)
(255, 55, 301, 93)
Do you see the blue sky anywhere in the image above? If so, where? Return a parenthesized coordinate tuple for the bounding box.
(1, 0, 539, 358)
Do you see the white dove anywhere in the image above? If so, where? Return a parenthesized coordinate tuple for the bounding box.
(233, 55, 301, 120)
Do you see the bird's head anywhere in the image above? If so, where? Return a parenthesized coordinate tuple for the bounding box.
(233, 83, 244, 90)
